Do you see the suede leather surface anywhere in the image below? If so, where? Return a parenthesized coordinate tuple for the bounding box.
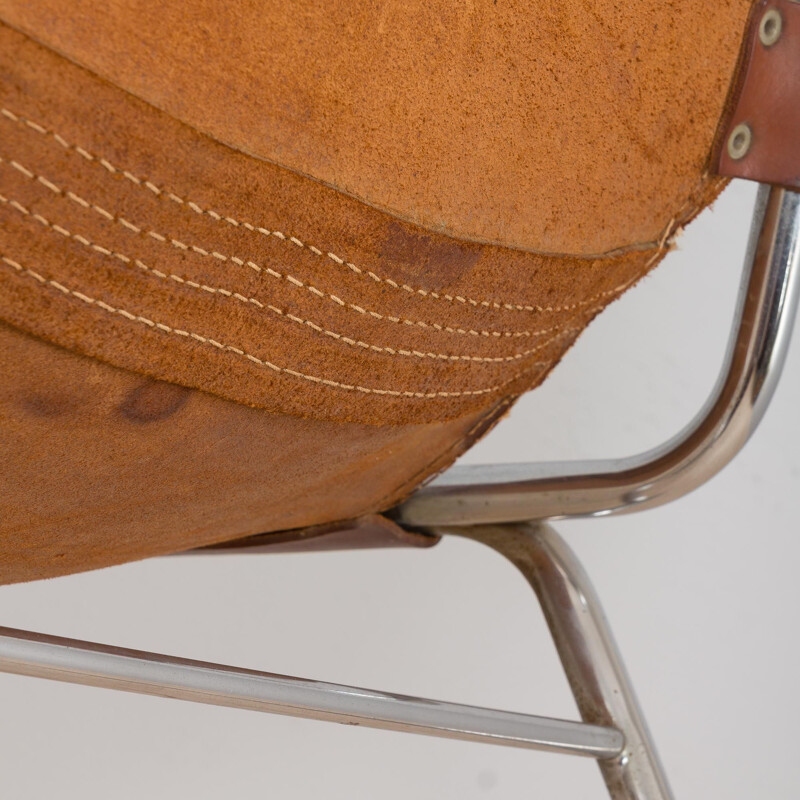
(0, 2, 756, 582)
(0, 0, 752, 254)
(0, 19, 734, 426)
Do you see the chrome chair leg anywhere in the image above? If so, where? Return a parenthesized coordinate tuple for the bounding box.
(441, 522, 673, 800)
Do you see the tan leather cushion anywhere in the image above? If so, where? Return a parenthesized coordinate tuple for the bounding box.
(0, 2, 754, 581)
(0, 19, 682, 427)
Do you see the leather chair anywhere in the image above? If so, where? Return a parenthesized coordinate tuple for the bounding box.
(1, 2, 798, 797)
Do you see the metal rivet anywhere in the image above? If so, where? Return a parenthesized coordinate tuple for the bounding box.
(759, 8, 783, 47)
(727, 123, 753, 160)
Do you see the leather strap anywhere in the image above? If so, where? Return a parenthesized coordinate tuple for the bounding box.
(191, 514, 440, 554)
(715, 0, 800, 188)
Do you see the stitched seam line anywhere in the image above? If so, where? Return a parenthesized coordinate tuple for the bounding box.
(0, 106, 657, 314)
(0, 154, 641, 337)
(0, 190, 586, 364)
(0, 252, 560, 399)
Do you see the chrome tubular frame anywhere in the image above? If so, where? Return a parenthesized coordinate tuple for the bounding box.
(1, 184, 798, 800)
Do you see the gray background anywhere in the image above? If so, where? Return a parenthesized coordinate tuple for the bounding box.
(1, 179, 798, 798)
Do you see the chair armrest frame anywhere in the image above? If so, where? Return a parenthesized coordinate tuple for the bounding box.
(393, 185, 800, 527)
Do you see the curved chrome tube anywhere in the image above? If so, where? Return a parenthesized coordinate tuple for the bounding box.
(395, 186, 800, 527)
(0, 626, 623, 758)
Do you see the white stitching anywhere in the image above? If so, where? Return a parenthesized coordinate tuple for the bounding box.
(0, 252, 557, 399)
(0, 191, 585, 364)
(0, 154, 641, 337)
(0, 105, 659, 314)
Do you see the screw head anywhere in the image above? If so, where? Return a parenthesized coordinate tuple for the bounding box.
(727, 123, 753, 161)
(759, 8, 783, 47)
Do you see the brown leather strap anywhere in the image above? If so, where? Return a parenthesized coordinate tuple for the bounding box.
(715, 0, 800, 188)
(190, 514, 440, 554)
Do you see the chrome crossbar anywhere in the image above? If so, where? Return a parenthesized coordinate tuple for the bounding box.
(0, 625, 623, 759)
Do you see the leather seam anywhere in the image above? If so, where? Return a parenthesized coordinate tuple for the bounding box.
(0, 189, 597, 364)
(1, 105, 667, 313)
(0, 100, 673, 260)
(0, 152, 651, 333)
(0, 252, 561, 399)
